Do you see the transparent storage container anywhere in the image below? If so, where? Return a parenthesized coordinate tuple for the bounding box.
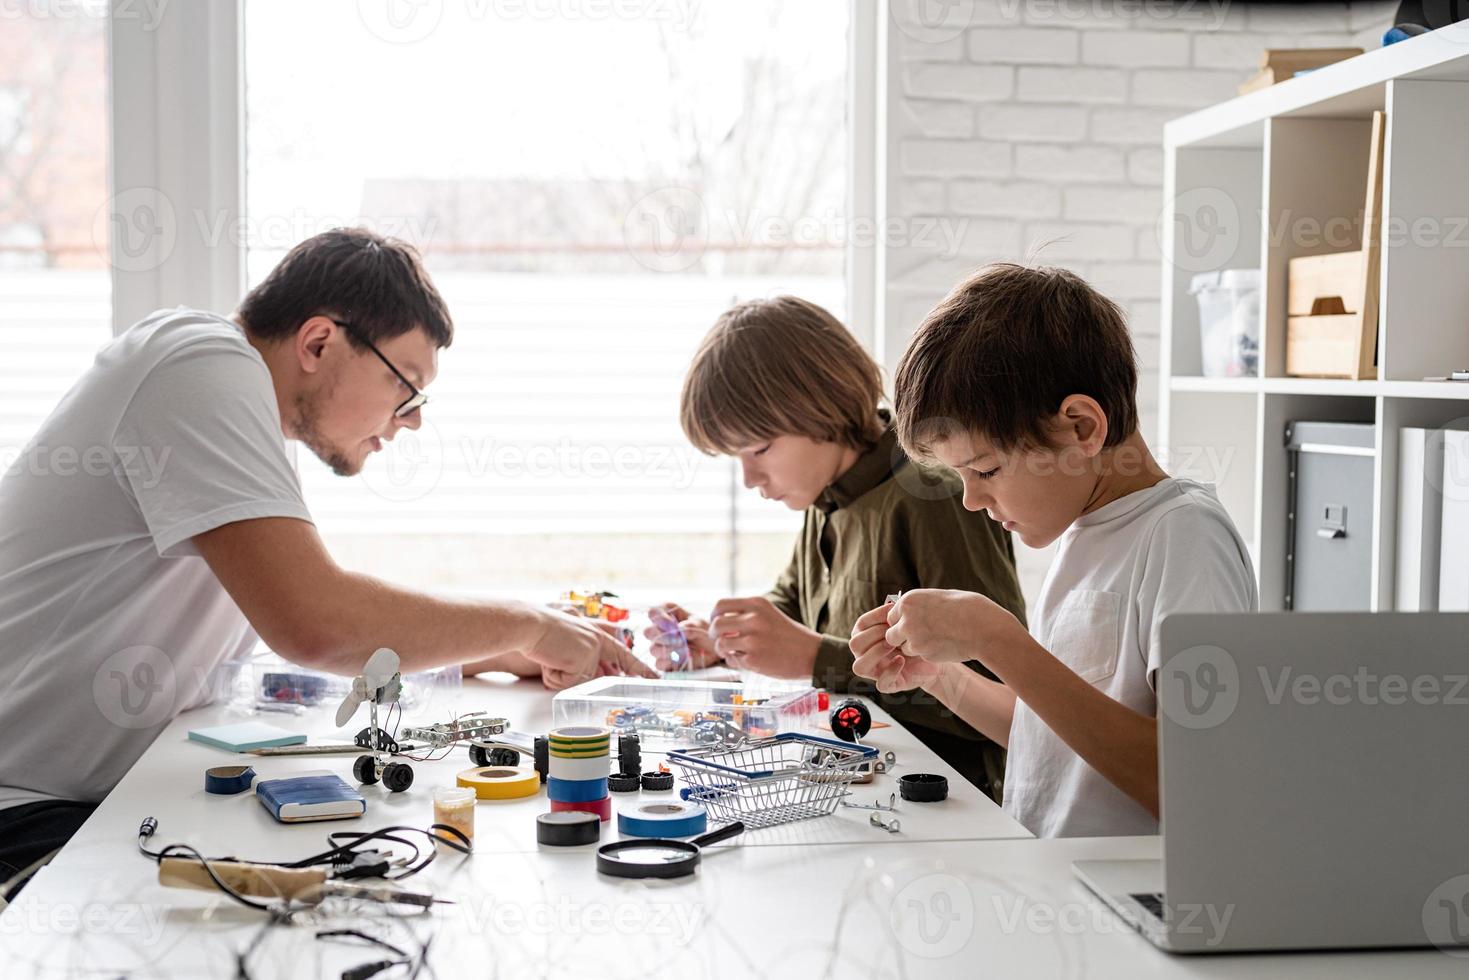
(551, 676, 822, 749)
(212, 651, 461, 718)
(1190, 268, 1261, 377)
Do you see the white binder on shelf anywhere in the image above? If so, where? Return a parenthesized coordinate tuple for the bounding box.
(1438, 430, 1469, 612)
(1396, 427, 1444, 611)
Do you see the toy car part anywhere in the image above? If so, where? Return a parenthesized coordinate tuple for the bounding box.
(605, 705, 757, 747)
(899, 773, 949, 803)
(869, 813, 901, 833)
(335, 648, 414, 793)
(829, 698, 872, 742)
(839, 792, 898, 812)
(607, 772, 642, 793)
(617, 732, 641, 777)
(468, 745, 519, 767)
(354, 727, 400, 753)
(640, 771, 674, 791)
(399, 712, 509, 749)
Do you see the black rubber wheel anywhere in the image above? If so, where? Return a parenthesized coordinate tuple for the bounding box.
(608, 772, 642, 793)
(469, 744, 490, 767)
(487, 747, 520, 767)
(898, 772, 949, 803)
(830, 699, 872, 742)
(618, 733, 641, 777)
(382, 762, 414, 793)
(353, 754, 379, 785)
(640, 770, 674, 792)
(534, 735, 549, 784)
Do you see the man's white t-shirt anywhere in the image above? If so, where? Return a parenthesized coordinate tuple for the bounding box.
(0, 308, 312, 811)
(1003, 478, 1257, 838)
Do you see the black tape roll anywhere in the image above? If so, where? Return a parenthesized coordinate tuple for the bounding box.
(898, 772, 949, 803)
(536, 811, 601, 846)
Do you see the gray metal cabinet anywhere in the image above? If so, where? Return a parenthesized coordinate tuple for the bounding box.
(1285, 421, 1376, 611)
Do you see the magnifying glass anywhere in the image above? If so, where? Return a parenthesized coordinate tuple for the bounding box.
(595, 821, 745, 879)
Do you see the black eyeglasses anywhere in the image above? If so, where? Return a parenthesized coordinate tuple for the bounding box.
(332, 320, 428, 418)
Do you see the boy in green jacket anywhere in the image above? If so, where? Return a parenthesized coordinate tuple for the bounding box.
(652, 296, 1025, 799)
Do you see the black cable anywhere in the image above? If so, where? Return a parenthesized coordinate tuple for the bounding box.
(139, 817, 472, 907)
(150, 841, 280, 913)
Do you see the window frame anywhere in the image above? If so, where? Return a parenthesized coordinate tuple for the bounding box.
(107, 0, 878, 349)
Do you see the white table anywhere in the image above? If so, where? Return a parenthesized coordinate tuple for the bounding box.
(2, 677, 1459, 977)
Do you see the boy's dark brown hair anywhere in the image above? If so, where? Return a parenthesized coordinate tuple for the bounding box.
(681, 296, 885, 455)
(237, 227, 453, 350)
(894, 262, 1137, 458)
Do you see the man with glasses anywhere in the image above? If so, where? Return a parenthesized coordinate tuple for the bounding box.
(0, 228, 652, 895)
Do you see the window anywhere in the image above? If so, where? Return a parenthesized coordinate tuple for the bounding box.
(0, 10, 111, 466)
(244, 2, 849, 602)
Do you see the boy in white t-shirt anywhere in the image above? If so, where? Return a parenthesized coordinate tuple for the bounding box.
(849, 262, 1257, 837)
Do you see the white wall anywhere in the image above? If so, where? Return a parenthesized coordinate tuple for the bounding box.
(879, 0, 1397, 599)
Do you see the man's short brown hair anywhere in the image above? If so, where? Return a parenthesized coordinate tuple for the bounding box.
(680, 296, 885, 455)
(237, 228, 453, 350)
(894, 262, 1138, 457)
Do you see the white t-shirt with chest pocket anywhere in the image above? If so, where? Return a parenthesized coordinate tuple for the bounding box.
(1003, 478, 1257, 838)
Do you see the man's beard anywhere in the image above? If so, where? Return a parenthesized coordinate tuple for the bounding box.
(294, 386, 359, 477)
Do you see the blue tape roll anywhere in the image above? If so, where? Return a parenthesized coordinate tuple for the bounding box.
(205, 765, 256, 795)
(617, 801, 708, 838)
(547, 775, 609, 803)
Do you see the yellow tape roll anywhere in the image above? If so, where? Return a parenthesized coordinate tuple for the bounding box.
(456, 766, 542, 800)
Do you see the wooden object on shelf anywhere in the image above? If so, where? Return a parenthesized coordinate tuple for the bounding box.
(1238, 48, 1364, 95)
(1284, 111, 1385, 380)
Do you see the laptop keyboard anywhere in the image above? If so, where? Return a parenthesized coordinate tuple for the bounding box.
(1131, 892, 1166, 920)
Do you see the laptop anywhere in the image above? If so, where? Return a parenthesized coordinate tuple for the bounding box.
(1074, 612, 1469, 953)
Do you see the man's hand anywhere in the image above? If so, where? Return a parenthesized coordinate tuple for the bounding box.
(877, 589, 1028, 665)
(849, 602, 943, 693)
(525, 608, 658, 690)
(708, 596, 820, 680)
(643, 603, 723, 671)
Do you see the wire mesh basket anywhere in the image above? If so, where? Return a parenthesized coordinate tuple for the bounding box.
(666, 732, 878, 829)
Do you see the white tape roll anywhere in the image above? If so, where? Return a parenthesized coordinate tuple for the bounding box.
(547, 752, 611, 782)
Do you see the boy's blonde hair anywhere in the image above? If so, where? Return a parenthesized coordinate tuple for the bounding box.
(680, 296, 886, 456)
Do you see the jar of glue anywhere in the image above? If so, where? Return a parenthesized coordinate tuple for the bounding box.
(433, 786, 475, 851)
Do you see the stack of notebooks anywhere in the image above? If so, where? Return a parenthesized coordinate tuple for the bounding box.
(1395, 428, 1469, 611)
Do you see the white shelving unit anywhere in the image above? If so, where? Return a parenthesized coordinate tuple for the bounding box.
(1158, 23, 1469, 612)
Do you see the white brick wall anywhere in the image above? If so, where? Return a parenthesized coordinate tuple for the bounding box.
(881, 0, 1397, 597)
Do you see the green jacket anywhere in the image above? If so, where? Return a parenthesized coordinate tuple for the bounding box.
(764, 421, 1026, 799)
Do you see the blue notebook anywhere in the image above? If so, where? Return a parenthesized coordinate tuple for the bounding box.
(255, 771, 366, 823)
(188, 722, 307, 753)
